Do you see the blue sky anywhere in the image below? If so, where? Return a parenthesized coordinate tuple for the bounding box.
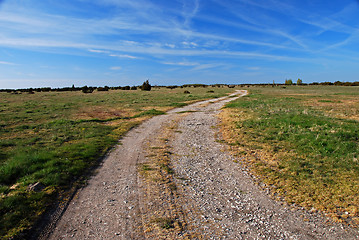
(0, 0, 358, 88)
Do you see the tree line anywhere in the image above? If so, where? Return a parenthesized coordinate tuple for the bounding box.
(1, 80, 358, 94)
(283, 79, 359, 86)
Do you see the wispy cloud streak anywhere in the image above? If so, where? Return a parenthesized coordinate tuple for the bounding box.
(0, 61, 16, 65)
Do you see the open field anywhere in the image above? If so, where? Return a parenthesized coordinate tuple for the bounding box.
(220, 85, 359, 225)
(0, 86, 233, 239)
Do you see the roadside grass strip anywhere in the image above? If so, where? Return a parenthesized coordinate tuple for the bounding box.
(221, 86, 359, 225)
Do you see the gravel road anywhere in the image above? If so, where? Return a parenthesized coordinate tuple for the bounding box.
(47, 90, 359, 239)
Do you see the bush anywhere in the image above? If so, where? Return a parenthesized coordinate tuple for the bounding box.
(82, 86, 93, 93)
(97, 86, 109, 92)
(141, 80, 151, 91)
(184, 90, 190, 94)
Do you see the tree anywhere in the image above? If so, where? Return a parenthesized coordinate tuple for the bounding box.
(297, 78, 303, 85)
(285, 79, 293, 85)
(141, 80, 151, 91)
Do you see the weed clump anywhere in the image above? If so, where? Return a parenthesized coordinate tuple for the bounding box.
(152, 217, 175, 229)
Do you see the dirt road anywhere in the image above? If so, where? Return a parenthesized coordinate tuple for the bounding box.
(47, 90, 358, 239)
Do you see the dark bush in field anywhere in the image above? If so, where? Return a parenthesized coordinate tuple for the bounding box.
(82, 86, 94, 93)
(141, 80, 151, 91)
(97, 86, 109, 91)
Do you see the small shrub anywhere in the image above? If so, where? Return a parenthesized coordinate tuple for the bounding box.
(141, 80, 151, 91)
(184, 90, 190, 94)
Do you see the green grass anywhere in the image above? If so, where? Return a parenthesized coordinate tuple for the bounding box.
(0, 86, 234, 239)
(223, 86, 359, 223)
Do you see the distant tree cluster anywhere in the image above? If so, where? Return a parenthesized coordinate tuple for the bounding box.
(1, 82, 244, 94)
(284, 78, 303, 85)
(1, 85, 139, 94)
(160, 84, 239, 88)
(326, 81, 359, 86)
(282, 79, 359, 86)
(2, 80, 358, 94)
(285, 79, 293, 85)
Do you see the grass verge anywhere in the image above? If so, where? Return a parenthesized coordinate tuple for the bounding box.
(220, 86, 359, 225)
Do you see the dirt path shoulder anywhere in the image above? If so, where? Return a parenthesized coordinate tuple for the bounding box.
(48, 90, 359, 239)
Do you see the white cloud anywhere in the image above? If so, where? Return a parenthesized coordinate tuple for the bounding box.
(0, 1, 302, 54)
(109, 54, 138, 59)
(192, 63, 223, 71)
(163, 61, 198, 66)
(247, 67, 261, 71)
(89, 48, 139, 59)
(89, 49, 109, 53)
(0, 36, 311, 62)
(110, 66, 122, 70)
(182, 41, 198, 48)
(0, 0, 356, 69)
(181, 0, 200, 27)
(165, 43, 176, 48)
(0, 61, 16, 65)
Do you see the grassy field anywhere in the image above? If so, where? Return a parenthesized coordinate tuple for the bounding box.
(220, 85, 359, 225)
(0, 86, 233, 239)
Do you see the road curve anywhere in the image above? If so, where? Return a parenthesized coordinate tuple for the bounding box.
(47, 90, 359, 239)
